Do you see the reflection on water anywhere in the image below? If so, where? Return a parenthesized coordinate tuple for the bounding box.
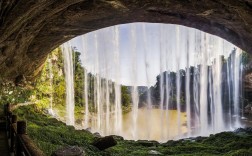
(75, 108, 187, 142)
(122, 109, 187, 141)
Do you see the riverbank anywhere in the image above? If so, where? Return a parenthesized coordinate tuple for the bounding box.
(13, 105, 252, 156)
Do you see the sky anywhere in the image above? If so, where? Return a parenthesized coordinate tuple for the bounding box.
(69, 23, 237, 86)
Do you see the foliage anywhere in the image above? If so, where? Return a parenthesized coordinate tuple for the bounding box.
(31, 58, 53, 109)
(27, 46, 133, 120)
(51, 48, 66, 107)
(13, 105, 105, 156)
(0, 82, 33, 105)
(107, 130, 252, 156)
(74, 51, 85, 107)
(30, 47, 87, 114)
(241, 50, 252, 68)
(121, 86, 132, 113)
(13, 105, 252, 156)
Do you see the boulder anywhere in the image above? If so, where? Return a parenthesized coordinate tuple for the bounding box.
(136, 140, 159, 147)
(52, 146, 84, 156)
(92, 136, 117, 150)
(148, 150, 163, 155)
(85, 127, 91, 132)
(93, 132, 101, 138)
(234, 127, 252, 134)
(110, 135, 124, 141)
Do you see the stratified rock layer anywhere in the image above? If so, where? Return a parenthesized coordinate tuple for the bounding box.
(0, 0, 251, 81)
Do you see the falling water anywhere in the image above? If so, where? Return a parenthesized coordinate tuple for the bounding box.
(193, 67, 200, 135)
(130, 24, 139, 140)
(84, 69, 89, 128)
(142, 23, 153, 140)
(208, 67, 214, 132)
(212, 38, 225, 132)
(105, 79, 110, 135)
(62, 23, 243, 141)
(226, 57, 232, 129)
(48, 56, 55, 116)
(199, 33, 209, 135)
(233, 49, 242, 127)
(113, 26, 123, 135)
(175, 26, 182, 137)
(61, 43, 75, 126)
(82, 36, 89, 129)
(185, 30, 191, 136)
(159, 24, 165, 140)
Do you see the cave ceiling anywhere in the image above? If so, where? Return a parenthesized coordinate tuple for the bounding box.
(0, 0, 251, 82)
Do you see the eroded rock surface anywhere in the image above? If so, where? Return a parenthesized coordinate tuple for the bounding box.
(0, 0, 251, 81)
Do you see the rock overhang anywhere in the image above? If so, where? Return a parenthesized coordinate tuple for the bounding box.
(0, 0, 251, 82)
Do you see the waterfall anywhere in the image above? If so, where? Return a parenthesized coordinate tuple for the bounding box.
(130, 24, 139, 140)
(159, 24, 165, 141)
(233, 49, 242, 127)
(81, 36, 89, 129)
(105, 79, 110, 135)
(61, 42, 75, 126)
(226, 58, 232, 129)
(48, 56, 54, 116)
(84, 69, 89, 128)
(199, 33, 209, 135)
(212, 38, 225, 132)
(208, 67, 214, 132)
(175, 26, 182, 137)
(113, 26, 123, 135)
(185, 30, 191, 136)
(61, 23, 243, 142)
(142, 23, 153, 140)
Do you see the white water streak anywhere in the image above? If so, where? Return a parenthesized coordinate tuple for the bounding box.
(62, 43, 75, 126)
(63, 23, 243, 141)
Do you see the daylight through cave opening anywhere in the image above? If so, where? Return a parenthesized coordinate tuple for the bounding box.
(56, 23, 244, 142)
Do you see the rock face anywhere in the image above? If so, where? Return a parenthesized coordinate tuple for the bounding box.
(0, 0, 252, 81)
(52, 146, 84, 156)
(244, 70, 252, 101)
(92, 135, 117, 150)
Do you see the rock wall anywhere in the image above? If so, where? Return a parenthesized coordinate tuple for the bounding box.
(244, 70, 252, 101)
(0, 0, 252, 82)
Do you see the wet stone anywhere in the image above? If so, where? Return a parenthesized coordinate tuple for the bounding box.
(136, 140, 159, 147)
(92, 135, 117, 150)
(52, 146, 84, 156)
(148, 150, 163, 155)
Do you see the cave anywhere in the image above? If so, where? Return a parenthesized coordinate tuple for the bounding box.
(1, 0, 252, 155)
(0, 0, 251, 81)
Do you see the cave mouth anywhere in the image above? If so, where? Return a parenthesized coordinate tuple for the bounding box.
(46, 22, 247, 142)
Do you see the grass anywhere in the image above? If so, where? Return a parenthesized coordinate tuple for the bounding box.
(13, 105, 252, 156)
(13, 106, 105, 155)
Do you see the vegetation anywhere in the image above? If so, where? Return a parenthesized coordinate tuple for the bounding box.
(0, 82, 32, 104)
(0, 46, 133, 121)
(121, 86, 131, 113)
(108, 129, 252, 155)
(13, 105, 104, 155)
(2, 47, 251, 155)
(13, 105, 252, 156)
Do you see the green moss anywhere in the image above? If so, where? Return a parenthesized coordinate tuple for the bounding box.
(13, 105, 252, 156)
(226, 148, 252, 156)
(13, 105, 104, 155)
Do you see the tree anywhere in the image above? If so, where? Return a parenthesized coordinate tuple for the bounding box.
(121, 86, 131, 108)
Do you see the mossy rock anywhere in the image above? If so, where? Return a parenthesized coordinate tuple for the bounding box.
(136, 140, 159, 147)
(227, 149, 252, 156)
